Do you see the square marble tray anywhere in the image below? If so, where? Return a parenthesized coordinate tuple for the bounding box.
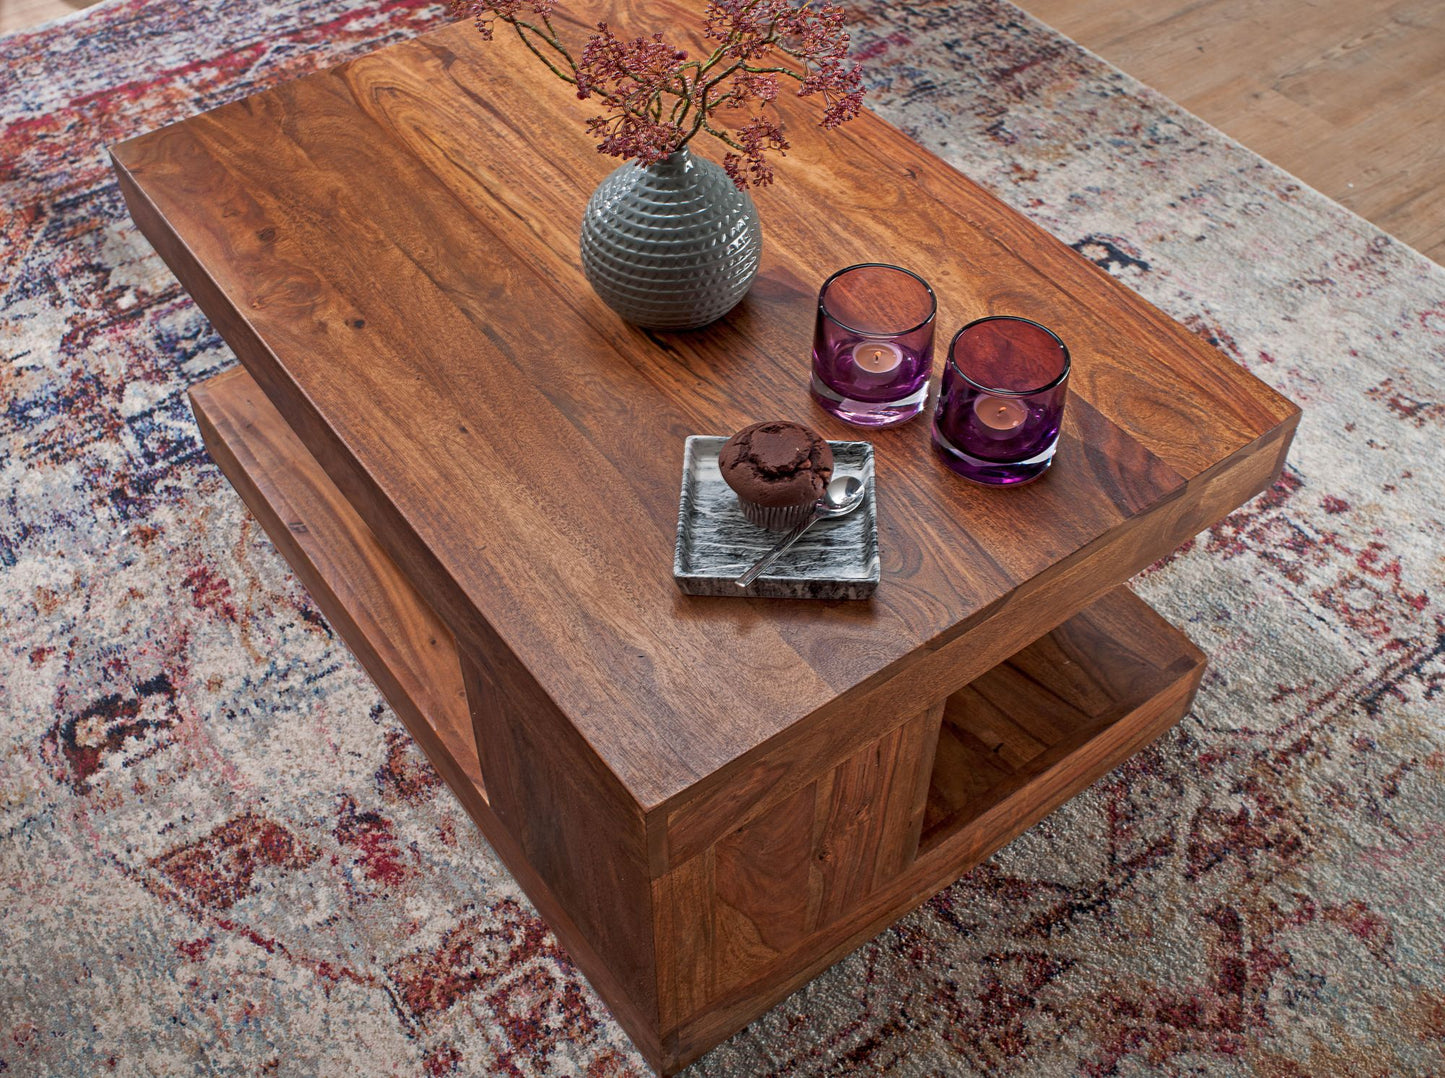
(673, 436, 879, 599)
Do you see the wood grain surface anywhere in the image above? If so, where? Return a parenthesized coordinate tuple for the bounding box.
(654, 585, 1205, 1070)
(111, 1, 1297, 817)
(1019, 0, 1445, 262)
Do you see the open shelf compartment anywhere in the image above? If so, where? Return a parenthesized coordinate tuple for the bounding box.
(919, 586, 1207, 857)
(189, 368, 484, 812)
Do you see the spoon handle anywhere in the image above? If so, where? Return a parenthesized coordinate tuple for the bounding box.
(736, 511, 822, 588)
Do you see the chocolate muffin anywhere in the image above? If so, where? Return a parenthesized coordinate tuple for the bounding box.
(718, 421, 834, 531)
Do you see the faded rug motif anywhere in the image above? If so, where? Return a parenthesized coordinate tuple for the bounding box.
(2, 1, 1443, 1075)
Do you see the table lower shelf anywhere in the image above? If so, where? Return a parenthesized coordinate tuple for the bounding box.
(923, 588, 1206, 855)
(191, 366, 1206, 1075)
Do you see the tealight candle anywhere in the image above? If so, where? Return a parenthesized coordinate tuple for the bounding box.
(851, 340, 904, 377)
(932, 316, 1071, 486)
(811, 264, 937, 427)
(973, 394, 1028, 433)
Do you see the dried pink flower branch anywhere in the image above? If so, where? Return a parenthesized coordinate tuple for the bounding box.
(448, 0, 865, 188)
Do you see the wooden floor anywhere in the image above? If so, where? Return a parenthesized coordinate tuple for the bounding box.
(0, 0, 99, 35)
(5, 0, 1440, 263)
(1019, 0, 1445, 263)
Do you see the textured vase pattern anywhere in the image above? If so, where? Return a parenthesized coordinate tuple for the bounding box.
(580, 148, 763, 330)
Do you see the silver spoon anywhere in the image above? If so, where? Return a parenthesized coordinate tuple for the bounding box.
(735, 475, 867, 588)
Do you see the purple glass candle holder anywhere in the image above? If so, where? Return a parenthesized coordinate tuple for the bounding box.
(932, 316, 1071, 485)
(810, 263, 937, 427)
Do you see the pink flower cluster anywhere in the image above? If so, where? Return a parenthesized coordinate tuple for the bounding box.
(455, 0, 555, 40)
(449, 0, 865, 188)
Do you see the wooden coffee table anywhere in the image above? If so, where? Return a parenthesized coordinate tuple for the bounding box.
(111, 7, 1299, 1073)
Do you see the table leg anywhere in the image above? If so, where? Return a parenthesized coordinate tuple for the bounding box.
(650, 586, 1204, 1067)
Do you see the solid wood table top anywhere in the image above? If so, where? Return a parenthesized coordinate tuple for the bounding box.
(111, 0, 1297, 812)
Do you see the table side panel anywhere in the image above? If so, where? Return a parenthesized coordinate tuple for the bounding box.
(655, 699, 944, 1032)
(187, 367, 667, 1065)
(654, 586, 1206, 1072)
(462, 652, 659, 1029)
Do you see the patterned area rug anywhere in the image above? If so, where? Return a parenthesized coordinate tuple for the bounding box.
(3, 0, 1443, 1074)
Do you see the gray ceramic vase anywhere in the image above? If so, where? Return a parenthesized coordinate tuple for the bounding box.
(579, 148, 763, 331)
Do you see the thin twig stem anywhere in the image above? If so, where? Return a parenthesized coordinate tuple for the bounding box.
(511, 22, 578, 86)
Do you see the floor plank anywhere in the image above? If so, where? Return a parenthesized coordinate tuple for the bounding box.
(1020, 0, 1445, 262)
(0, 0, 100, 35)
